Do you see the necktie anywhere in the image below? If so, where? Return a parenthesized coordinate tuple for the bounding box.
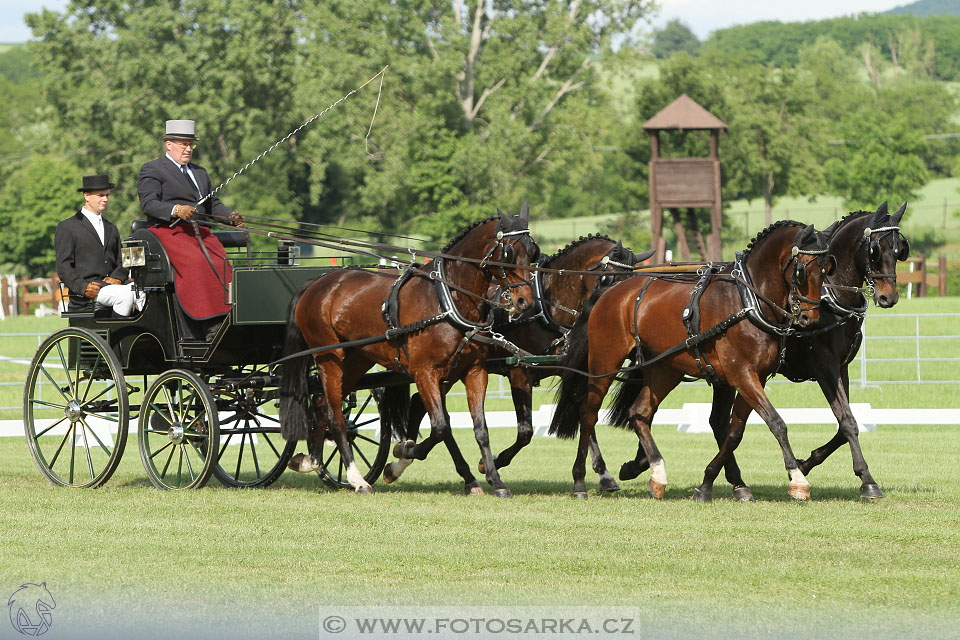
(181, 164, 200, 196)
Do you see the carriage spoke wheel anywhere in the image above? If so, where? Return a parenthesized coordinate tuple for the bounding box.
(316, 388, 391, 489)
(211, 373, 295, 488)
(23, 328, 128, 488)
(138, 369, 219, 490)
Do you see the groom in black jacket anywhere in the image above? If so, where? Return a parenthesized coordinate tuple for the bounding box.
(55, 174, 143, 315)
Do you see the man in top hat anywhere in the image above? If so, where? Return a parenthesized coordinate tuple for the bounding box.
(55, 174, 145, 315)
(136, 119, 242, 333)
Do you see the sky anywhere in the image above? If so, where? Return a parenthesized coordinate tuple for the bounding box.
(2, 0, 910, 43)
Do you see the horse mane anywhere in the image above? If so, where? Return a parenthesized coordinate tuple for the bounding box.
(547, 234, 616, 262)
(440, 216, 498, 254)
(740, 219, 805, 260)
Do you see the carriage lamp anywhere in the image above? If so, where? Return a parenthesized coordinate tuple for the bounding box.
(121, 240, 146, 268)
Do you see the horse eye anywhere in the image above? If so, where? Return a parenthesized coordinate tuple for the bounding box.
(502, 244, 515, 263)
(822, 256, 836, 276)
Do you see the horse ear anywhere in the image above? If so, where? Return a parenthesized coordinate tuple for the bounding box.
(875, 201, 889, 217)
(797, 224, 815, 245)
(892, 202, 907, 225)
(520, 201, 530, 224)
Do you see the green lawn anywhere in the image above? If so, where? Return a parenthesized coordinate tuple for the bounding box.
(1, 423, 958, 638)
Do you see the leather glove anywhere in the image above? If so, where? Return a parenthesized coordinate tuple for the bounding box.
(229, 211, 245, 228)
(84, 281, 102, 299)
(173, 204, 196, 220)
(103, 277, 123, 285)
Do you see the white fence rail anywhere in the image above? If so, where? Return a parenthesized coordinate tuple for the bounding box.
(3, 313, 959, 415)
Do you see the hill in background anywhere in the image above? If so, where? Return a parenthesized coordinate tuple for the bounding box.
(887, 0, 960, 17)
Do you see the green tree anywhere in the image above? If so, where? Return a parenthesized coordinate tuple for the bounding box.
(651, 19, 700, 59)
(0, 156, 83, 276)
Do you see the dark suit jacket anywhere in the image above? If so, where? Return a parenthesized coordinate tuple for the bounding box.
(54, 211, 127, 304)
(137, 156, 232, 226)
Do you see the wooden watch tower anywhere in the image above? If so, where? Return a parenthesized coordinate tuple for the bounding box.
(643, 94, 727, 262)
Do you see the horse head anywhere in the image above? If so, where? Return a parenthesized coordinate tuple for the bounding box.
(787, 224, 834, 327)
(486, 203, 538, 320)
(860, 201, 909, 308)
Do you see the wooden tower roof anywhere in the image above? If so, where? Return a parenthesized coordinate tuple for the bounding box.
(642, 94, 728, 132)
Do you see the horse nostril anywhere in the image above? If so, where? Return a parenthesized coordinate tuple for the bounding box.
(878, 295, 889, 307)
(799, 313, 810, 326)
(517, 297, 529, 310)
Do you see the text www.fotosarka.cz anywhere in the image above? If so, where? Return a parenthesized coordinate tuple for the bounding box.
(319, 606, 643, 639)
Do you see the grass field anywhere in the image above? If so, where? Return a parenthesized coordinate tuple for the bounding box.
(1, 300, 959, 638)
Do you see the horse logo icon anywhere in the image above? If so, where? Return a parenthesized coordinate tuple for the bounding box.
(7, 583, 56, 636)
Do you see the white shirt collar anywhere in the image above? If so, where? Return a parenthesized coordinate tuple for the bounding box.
(166, 153, 188, 169)
(80, 207, 103, 225)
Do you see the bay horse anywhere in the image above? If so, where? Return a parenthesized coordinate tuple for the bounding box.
(279, 207, 538, 495)
(614, 202, 909, 501)
(385, 236, 653, 491)
(550, 221, 834, 500)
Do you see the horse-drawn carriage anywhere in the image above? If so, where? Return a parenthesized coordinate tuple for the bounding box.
(22, 220, 406, 490)
(23, 201, 911, 501)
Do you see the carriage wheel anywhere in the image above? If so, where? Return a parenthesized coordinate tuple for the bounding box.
(210, 377, 296, 488)
(23, 328, 129, 488)
(138, 369, 219, 490)
(316, 388, 391, 489)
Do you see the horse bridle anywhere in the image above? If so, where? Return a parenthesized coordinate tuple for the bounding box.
(781, 244, 835, 324)
(480, 227, 537, 319)
(859, 225, 907, 298)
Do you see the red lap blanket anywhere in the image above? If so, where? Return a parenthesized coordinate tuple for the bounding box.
(148, 225, 232, 320)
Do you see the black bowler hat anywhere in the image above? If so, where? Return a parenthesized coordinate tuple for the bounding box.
(77, 174, 115, 192)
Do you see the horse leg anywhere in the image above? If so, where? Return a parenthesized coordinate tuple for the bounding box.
(315, 362, 371, 493)
(570, 376, 616, 499)
(481, 367, 533, 474)
(588, 432, 620, 492)
(709, 385, 753, 501)
(464, 366, 512, 498)
(801, 363, 883, 499)
(625, 369, 679, 500)
(694, 393, 751, 503)
(618, 440, 650, 481)
(383, 392, 427, 484)
(735, 373, 810, 500)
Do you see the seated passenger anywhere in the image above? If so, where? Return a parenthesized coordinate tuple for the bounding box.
(55, 174, 145, 315)
(136, 119, 243, 336)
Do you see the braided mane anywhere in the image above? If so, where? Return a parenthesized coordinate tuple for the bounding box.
(740, 219, 805, 260)
(548, 234, 616, 262)
(440, 216, 498, 253)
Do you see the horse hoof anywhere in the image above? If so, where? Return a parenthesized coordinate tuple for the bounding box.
(732, 486, 755, 502)
(287, 453, 318, 473)
(465, 482, 484, 496)
(789, 482, 811, 500)
(392, 440, 413, 459)
(860, 484, 884, 499)
(648, 478, 666, 500)
(618, 461, 641, 481)
(382, 464, 398, 484)
(571, 491, 588, 500)
(493, 488, 513, 499)
(599, 476, 620, 492)
(355, 485, 373, 494)
(692, 487, 712, 504)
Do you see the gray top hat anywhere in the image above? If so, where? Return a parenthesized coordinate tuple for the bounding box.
(78, 174, 116, 192)
(164, 119, 199, 140)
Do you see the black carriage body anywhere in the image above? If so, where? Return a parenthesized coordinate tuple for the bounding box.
(62, 227, 331, 374)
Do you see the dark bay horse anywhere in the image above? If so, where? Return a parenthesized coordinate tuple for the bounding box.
(385, 235, 653, 491)
(279, 208, 538, 495)
(550, 222, 834, 500)
(615, 202, 909, 501)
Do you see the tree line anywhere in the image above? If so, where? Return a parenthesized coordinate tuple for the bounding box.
(0, 1, 956, 277)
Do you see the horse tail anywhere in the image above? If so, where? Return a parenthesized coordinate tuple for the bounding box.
(548, 293, 598, 440)
(377, 384, 411, 441)
(279, 281, 315, 442)
(608, 366, 644, 428)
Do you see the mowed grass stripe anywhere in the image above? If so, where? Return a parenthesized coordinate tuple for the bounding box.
(1, 423, 958, 638)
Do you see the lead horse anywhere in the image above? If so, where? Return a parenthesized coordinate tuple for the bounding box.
(385, 235, 652, 490)
(614, 202, 909, 501)
(550, 222, 834, 500)
(279, 207, 538, 495)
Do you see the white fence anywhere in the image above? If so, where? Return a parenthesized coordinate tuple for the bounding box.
(3, 313, 959, 416)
